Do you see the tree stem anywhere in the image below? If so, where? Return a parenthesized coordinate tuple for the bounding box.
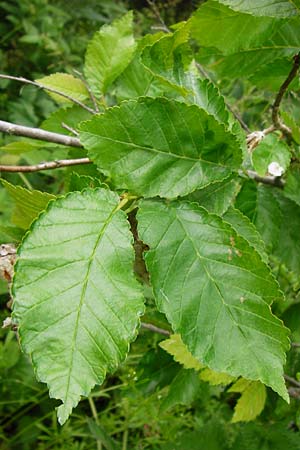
(0, 119, 82, 147)
(272, 53, 300, 136)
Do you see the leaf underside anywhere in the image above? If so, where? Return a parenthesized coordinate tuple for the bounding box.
(12, 188, 144, 424)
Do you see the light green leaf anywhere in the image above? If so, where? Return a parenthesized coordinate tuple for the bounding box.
(138, 199, 289, 400)
(1, 179, 55, 230)
(284, 164, 300, 205)
(235, 181, 282, 252)
(223, 207, 268, 263)
(80, 97, 242, 199)
(41, 106, 92, 135)
(187, 175, 240, 215)
(84, 11, 136, 97)
(200, 368, 235, 385)
(252, 134, 291, 176)
(217, 0, 300, 17)
(36, 73, 89, 104)
(0, 141, 41, 155)
(229, 379, 267, 423)
(161, 333, 235, 385)
(160, 334, 203, 370)
(191, 2, 279, 54)
(12, 189, 144, 424)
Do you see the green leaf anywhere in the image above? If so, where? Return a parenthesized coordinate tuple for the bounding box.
(235, 181, 282, 252)
(114, 32, 165, 101)
(200, 368, 235, 385)
(274, 192, 300, 275)
(191, 2, 279, 54)
(160, 334, 203, 370)
(41, 106, 92, 135)
(141, 23, 192, 94)
(66, 173, 104, 193)
(249, 57, 300, 91)
(281, 111, 300, 144)
(0, 141, 41, 155)
(138, 199, 289, 400)
(160, 369, 202, 412)
(84, 11, 136, 97)
(223, 207, 268, 263)
(194, 3, 300, 79)
(36, 73, 89, 104)
(229, 379, 267, 423)
(187, 175, 240, 215)
(252, 134, 291, 176)
(1, 179, 55, 230)
(87, 419, 120, 450)
(137, 347, 180, 395)
(161, 334, 235, 385)
(217, 0, 300, 17)
(12, 189, 144, 424)
(80, 97, 242, 199)
(187, 78, 230, 124)
(283, 164, 300, 205)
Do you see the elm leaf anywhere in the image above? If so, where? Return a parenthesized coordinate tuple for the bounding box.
(12, 188, 144, 424)
(138, 199, 289, 400)
(80, 97, 242, 199)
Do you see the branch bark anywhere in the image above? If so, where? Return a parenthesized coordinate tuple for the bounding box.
(0, 74, 96, 114)
(146, 0, 170, 33)
(0, 158, 91, 173)
(272, 53, 300, 136)
(141, 322, 170, 336)
(0, 120, 82, 147)
(245, 170, 284, 187)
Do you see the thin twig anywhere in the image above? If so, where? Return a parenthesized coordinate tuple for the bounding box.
(292, 342, 300, 348)
(141, 322, 170, 336)
(0, 74, 95, 114)
(272, 53, 300, 136)
(0, 158, 91, 173)
(146, 0, 170, 33)
(0, 119, 82, 147)
(73, 69, 100, 113)
(243, 170, 284, 187)
(61, 122, 79, 136)
(284, 374, 300, 389)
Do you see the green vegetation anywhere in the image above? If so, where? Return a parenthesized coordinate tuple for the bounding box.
(1, 1, 300, 449)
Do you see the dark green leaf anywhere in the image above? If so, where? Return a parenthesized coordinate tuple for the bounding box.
(138, 199, 289, 400)
(80, 97, 242, 198)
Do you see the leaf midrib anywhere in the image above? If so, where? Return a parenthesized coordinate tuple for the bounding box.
(86, 133, 238, 169)
(63, 200, 120, 407)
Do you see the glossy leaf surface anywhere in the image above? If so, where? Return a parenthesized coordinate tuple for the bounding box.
(80, 97, 242, 198)
(138, 199, 289, 399)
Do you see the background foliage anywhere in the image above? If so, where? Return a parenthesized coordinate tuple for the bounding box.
(1, 1, 300, 449)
